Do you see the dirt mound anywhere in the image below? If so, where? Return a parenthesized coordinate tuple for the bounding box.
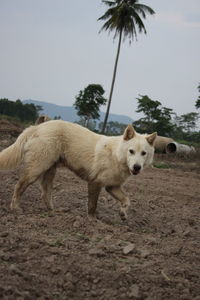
(0, 119, 23, 136)
(0, 119, 24, 151)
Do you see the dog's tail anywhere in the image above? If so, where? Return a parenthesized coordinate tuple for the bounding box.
(0, 126, 37, 170)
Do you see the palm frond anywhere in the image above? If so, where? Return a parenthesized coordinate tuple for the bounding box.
(101, 1, 116, 7)
(134, 4, 155, 18)
(98, 7, 116, 21)
(99, 0, 155, 42)
(130, 8, 147, 33)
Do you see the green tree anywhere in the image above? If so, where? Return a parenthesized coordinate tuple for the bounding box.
(99, 120, 127, 134)
(136, 95, 161, 124)
(54, 115, 61, 120)
(76, 119, 97, 131)
(195, 83, 200, 109)
(155, 106, 175, 136)
(0, 98, 42, 123)
(74, 84, 107, 127)
(0, 98, 13, 116)
(179, 112, 199, 133)
(98, 0, 155, 133)
(134, 95, 175, 136)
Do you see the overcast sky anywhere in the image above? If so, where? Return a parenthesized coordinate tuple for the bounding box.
(0, 0, 200, 120)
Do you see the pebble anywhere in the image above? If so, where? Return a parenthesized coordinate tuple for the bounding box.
(0, 231, 9, 237)
(123, 243, 135, 255)
(45, 255, 55, 263)
(89, 248, 105, 257)
(73, 220, 80, 228)
(139, 248, 150, 258)
(128, 284, 140, 298)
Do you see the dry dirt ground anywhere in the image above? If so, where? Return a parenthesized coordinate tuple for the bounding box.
(0, 131, 200, 300)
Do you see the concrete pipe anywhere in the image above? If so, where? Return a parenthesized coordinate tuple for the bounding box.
(166, 142, 196, 154)
(154, 136, 174, 153)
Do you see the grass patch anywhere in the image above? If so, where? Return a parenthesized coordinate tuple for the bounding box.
(76, 233, 90, 241)
(48, 233, 68, 247)
(40, 211, 54, 218)
(153, 162, 170, 169)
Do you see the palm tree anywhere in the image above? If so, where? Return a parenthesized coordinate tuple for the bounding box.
(98, 0, 155, 133)
(195, 83, 200, 110)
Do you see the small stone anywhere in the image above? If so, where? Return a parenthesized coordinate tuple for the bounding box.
(65, 272, 73, 282)
(45, 255, 55, 263)
(145, 235, 157, 245)
(9, 264, 23, 276)
(123, 243, 135, 255)
(139, 248, 150, 258)
(128, 284, 140, 298)
(93, 278, 100, 284)
(183, 228, 191, 237)
(176, 282, 184, 289)
(73, 221, 80, 228)
(104, 235, 112, 241)
(91, 290, 98, 297)
(89, 248, 105, 257)
(50, 267, 61, 275)
(0, 231, 9, 237)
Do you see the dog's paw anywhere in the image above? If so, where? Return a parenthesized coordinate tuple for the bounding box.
(87, 213, 97, 222)
(119, 210, 127, 221)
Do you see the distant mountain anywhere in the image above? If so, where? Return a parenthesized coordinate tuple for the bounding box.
(23, 99, 133, 125)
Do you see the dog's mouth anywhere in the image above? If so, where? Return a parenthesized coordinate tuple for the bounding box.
(130, 169, 140, 175)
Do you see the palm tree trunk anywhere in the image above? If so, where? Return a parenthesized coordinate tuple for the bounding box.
(101, 29, 123, 134)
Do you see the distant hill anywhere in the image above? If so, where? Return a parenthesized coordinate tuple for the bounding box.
(23, 99, 133, 125)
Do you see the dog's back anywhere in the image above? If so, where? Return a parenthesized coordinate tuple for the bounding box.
(23, 120, 101, 180)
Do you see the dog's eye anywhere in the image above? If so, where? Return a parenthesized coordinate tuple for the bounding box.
(129, 149, 135, 155)
(141, 151, 146, 156)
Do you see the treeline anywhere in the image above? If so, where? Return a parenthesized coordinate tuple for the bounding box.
(73, 84, 200, 144)
(1, 94, 199, 145)
(0, 99, 42, 123)
(95, 95, 200, 143)
(133, 95, 200, 144)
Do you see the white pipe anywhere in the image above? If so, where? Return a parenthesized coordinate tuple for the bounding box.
(166, 142, 196, 154)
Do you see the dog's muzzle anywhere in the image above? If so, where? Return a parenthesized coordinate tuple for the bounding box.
(131, 164, 141, 175)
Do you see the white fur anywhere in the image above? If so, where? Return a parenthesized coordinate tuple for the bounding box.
(0, 120, 156, 220)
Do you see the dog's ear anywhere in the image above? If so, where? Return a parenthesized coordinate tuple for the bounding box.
(35, 115, 51, 124)
(123, 125, 136, 141)
(146, 132, 157, 146)
(35, 116, 45, 124)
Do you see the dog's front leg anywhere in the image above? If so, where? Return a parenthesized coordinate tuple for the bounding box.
(87, 183, 101, 219)
(105, 186, 130, 221)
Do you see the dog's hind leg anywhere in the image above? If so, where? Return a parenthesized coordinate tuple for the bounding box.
(105, 186, 130, 221)
(87, 182, 101, 219)
(39, 165, 56, 210)
(11, 171, 41, 211)
(11, 156, 58, 211)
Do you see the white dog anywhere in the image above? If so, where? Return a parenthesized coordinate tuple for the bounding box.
(0, 120, 157, 220)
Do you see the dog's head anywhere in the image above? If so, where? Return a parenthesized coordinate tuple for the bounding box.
(122, 125, 157, 175)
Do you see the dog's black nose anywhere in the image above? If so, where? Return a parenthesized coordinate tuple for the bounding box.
(133, 164, 141, 172)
